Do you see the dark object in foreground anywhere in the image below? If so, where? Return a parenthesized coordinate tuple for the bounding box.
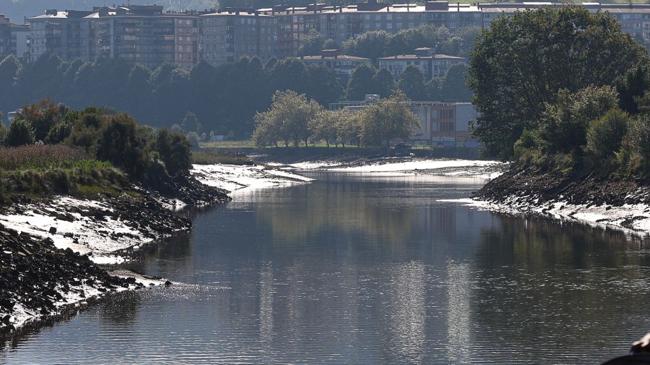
(602, 333, 650, 364)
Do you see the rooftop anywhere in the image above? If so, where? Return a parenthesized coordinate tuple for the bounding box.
(379, 54, 464, 61)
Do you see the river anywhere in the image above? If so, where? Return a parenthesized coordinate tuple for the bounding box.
(2, 171, 650, 364)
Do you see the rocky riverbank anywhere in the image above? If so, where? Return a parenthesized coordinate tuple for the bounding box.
(468, 165, 650, 236)
(0, 173, 230, 335)
(0, 224, 163, 334)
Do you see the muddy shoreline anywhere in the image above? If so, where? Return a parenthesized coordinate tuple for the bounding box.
(472, 165, 650, 236)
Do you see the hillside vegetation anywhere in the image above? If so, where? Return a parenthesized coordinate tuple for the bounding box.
(0, 100, 193, 202)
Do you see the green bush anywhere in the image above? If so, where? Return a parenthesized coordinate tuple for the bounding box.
(45, 122, 72, 144)
(586, 108, 629, 161)
(96, 114, 148, 179)
(0, 122, 6, 145)
(5, 119, 35, 147)
(618, 115, 650, 177)
(156, 129, 192, 176)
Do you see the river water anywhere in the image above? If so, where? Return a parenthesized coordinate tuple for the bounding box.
(3, 172, 650, 364)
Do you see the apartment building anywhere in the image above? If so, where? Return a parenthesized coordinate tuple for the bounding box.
(16, 1, 650, 69)
(27, 6, 199, 69)
(0, 15, 10, 58)
(200, 10, 276, 67)
(11, 24, 30, 60)
(300, 49, 369, 79)
(378, 47, 465, 79)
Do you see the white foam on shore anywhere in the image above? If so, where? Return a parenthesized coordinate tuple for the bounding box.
(0, 197, 171, 265)
(443, 197, 650, 237)
(191, 164, 313, 196)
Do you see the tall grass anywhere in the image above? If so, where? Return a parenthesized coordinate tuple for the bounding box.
(0, 145, 89, 171)
(0, 145, 130, 201)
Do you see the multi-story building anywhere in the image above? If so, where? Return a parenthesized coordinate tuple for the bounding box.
(300, 49, 369, 80)
(26, 6, 199, 69)
(378, 48, 465, 79)
(0, 15, 11, 58)
(79, 6, 199, 69)
(11, 24, 30, 60)
(200, 9, 276, 67)
(16, 1, 650, 68)
(27, 10, 94, 62)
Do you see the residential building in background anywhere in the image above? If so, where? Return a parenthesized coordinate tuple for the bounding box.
(378, 48, 465, 79)
(200, 10, 276, 67)
(4, 1, 650, 70)
(10, 24, 30, 60)
(300, 49, 369, 80)
(0, 15, 11, 58)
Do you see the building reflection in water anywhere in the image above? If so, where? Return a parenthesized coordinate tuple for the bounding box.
(446, 260, 471, 364)
(388, 261, 426, 363)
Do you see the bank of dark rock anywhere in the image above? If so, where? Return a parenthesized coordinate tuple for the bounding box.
(0, 225, 139, 334)
(476, 164, 650, 206)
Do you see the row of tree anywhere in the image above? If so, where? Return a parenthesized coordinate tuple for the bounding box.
(0, 51, 470, 139)
(253, 90, 419, 149)
(468, 6, 650, 179)
(347, 63, 470, 101)
(0, 100, 192, 182)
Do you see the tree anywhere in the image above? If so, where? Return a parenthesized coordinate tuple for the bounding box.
(306, 65, 343, 106)
(298, 30, 330, 56)
(373, 69, 395, 98)
(336, 111, 362, 147)
(181, 112, 202, 134)
(347, 64, 377, 100)
(440, 64, 472, 101)
(156, 129, 192, 176)
(468, 7, 647, 159)
(359, 91, 419, 149)
(18, 99, 67, 142)
(538, 86, 619, 155)
(96, 114, 148, 178)
(342, 30, 391, 60)
(398, 66, 427, 100)
(310, 109, 347, 147)
(0, 120, 7, 146)
(586, 108, 630, 161)
(5, 119, 35, 147)
(253, 90, 322, 147)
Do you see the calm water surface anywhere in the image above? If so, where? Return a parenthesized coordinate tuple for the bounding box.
(3, 172, 650, 364)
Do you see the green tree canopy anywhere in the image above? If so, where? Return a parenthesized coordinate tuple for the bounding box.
(253, 90, 322, 147)
(398, 66, 427, 100)
(5, 118, 35, 147)
(359, 91, 420, 148)
(468, 6, 647, 159)
(373, 69, 396, 98)
(347, 64, 378, 100)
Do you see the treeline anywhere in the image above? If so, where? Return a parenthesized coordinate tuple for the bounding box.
(299, 24, 479, 59)
(0, 25, 472, 140)
(253, 90, 419, 148)
(469, 6, 650, 179)
(0, 100, 192, 189)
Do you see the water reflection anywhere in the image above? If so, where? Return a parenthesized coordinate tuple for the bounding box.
(3, 173, 650, 364)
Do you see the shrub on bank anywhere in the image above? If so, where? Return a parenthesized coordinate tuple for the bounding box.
(5, 119, 35, 147)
